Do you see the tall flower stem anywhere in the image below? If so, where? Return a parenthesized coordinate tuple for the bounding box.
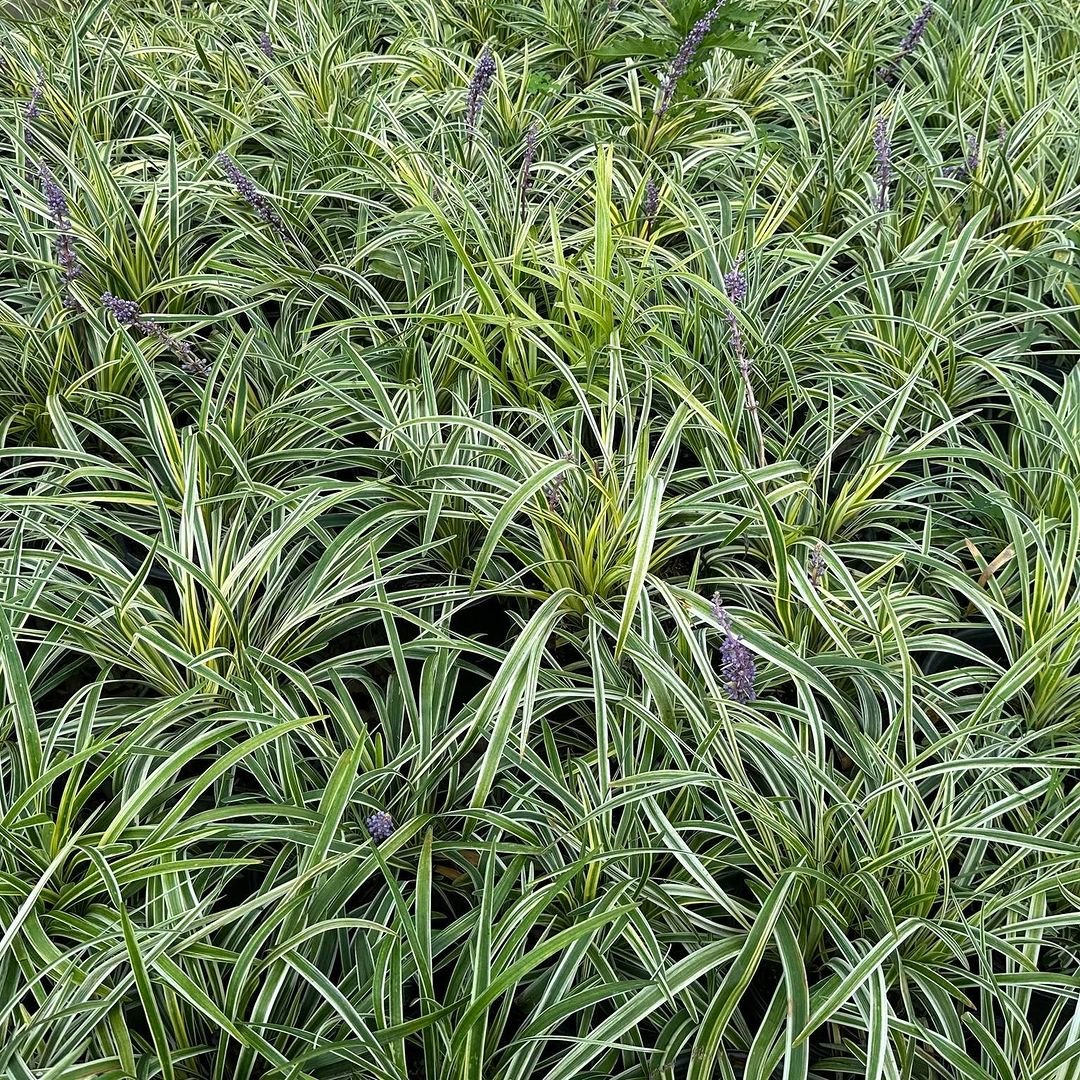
(465, 47, 496, 158)
(101, 292, 206, 376)
(216, 152, 289, 240)
(724, 255, 765, 469)
(738, 341, 766, 470)
(646, 2, 723, 150)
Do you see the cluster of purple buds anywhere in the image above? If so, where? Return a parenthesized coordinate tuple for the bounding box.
(465, 48, 497, 144)
(365, 810, 395, 843)
(101, 292, 207, 376)
(878, 3, 933, 84)
(710, 593, 757, 703)
(872, 114, 891, 212)
(898, 3, 933, 56)
(216, 152, 288, 239)
(642, 178, 659, 234)
(808, 543, 826, 589)
(259, 30, 274, 59)
(964, 133, 980, 176)
(24, 72, 44, 147)
(519, 123, 539, 210)
(723, 252, 747, 304)
(656, 3, 723, 118)
(38, 163, 81, 307)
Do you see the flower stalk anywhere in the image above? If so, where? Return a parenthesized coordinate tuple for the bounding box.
(724, 253, 765, 468)
(101, 292, 207, 376)
(37, 162, 81, 307)
(216, 152, 288, 239)
(465, 48, 496, 146)
(878, 3, 933, 84)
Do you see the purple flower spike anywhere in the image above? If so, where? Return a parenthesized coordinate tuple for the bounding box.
(656, 3, 724, 117)
(259, 30, 274, 59)
(38, 163, 81, 306)
(898, 2, 933, 56)
(719, 252, 751, 380)
(24, 71, 44, 146)
(878, 3, 932, 84)
(873, 113, 891, 212)
(365, 810, 395, 843)
(723, 253, 747, 305)
(101, 291, 141, 326)
(465, 48, 497, 143)
(722, 257, 750, 370)
(39, 163, 69, 226)
(24, 74, 43, 122)
(544, 450, 573, 513)
(808, 544, 826, 589)
(101, 292, 206, 376)
(720, 633, 757, 702)
(643, 178, 659, 233)
(964, 133, 980, 176)
(709, 594, 756, 702)
(216, 152, 287, 238)
(710, 591, 732, 632)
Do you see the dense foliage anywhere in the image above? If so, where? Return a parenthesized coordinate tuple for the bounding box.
(1, 0, 1079, 1076)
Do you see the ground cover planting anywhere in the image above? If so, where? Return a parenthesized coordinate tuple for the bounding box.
(1, 0, 1079, 1076)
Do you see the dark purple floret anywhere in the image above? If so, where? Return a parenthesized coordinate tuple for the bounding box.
(54, 233, 80, 302)
(873, 113, 891, 212)
(656, 3, 723, 117)
(38, 162, 69, 227)
(723, 261, 750, 371)
(465, 48, 497, 142)
(544, 451, 573, 513)
(519, 123, 539, 209)
(365, 810, 395, 842)
(643, 178, 659, 232)
(878, 3, 932, 84)
(876, 63, 896, 86)
(723, 253, 747, 305)
(259, 30, 274, 59)
(719, 256, 760, 463)
(216, 152, 287, 238)
(157, 329, 203, 375)
(24, 72, 43, 123)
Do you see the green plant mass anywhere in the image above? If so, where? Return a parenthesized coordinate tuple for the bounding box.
(2, 0, 1080, 1076)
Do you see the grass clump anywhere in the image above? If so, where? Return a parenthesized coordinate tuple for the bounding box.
(1, 0, 1079, 1077)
